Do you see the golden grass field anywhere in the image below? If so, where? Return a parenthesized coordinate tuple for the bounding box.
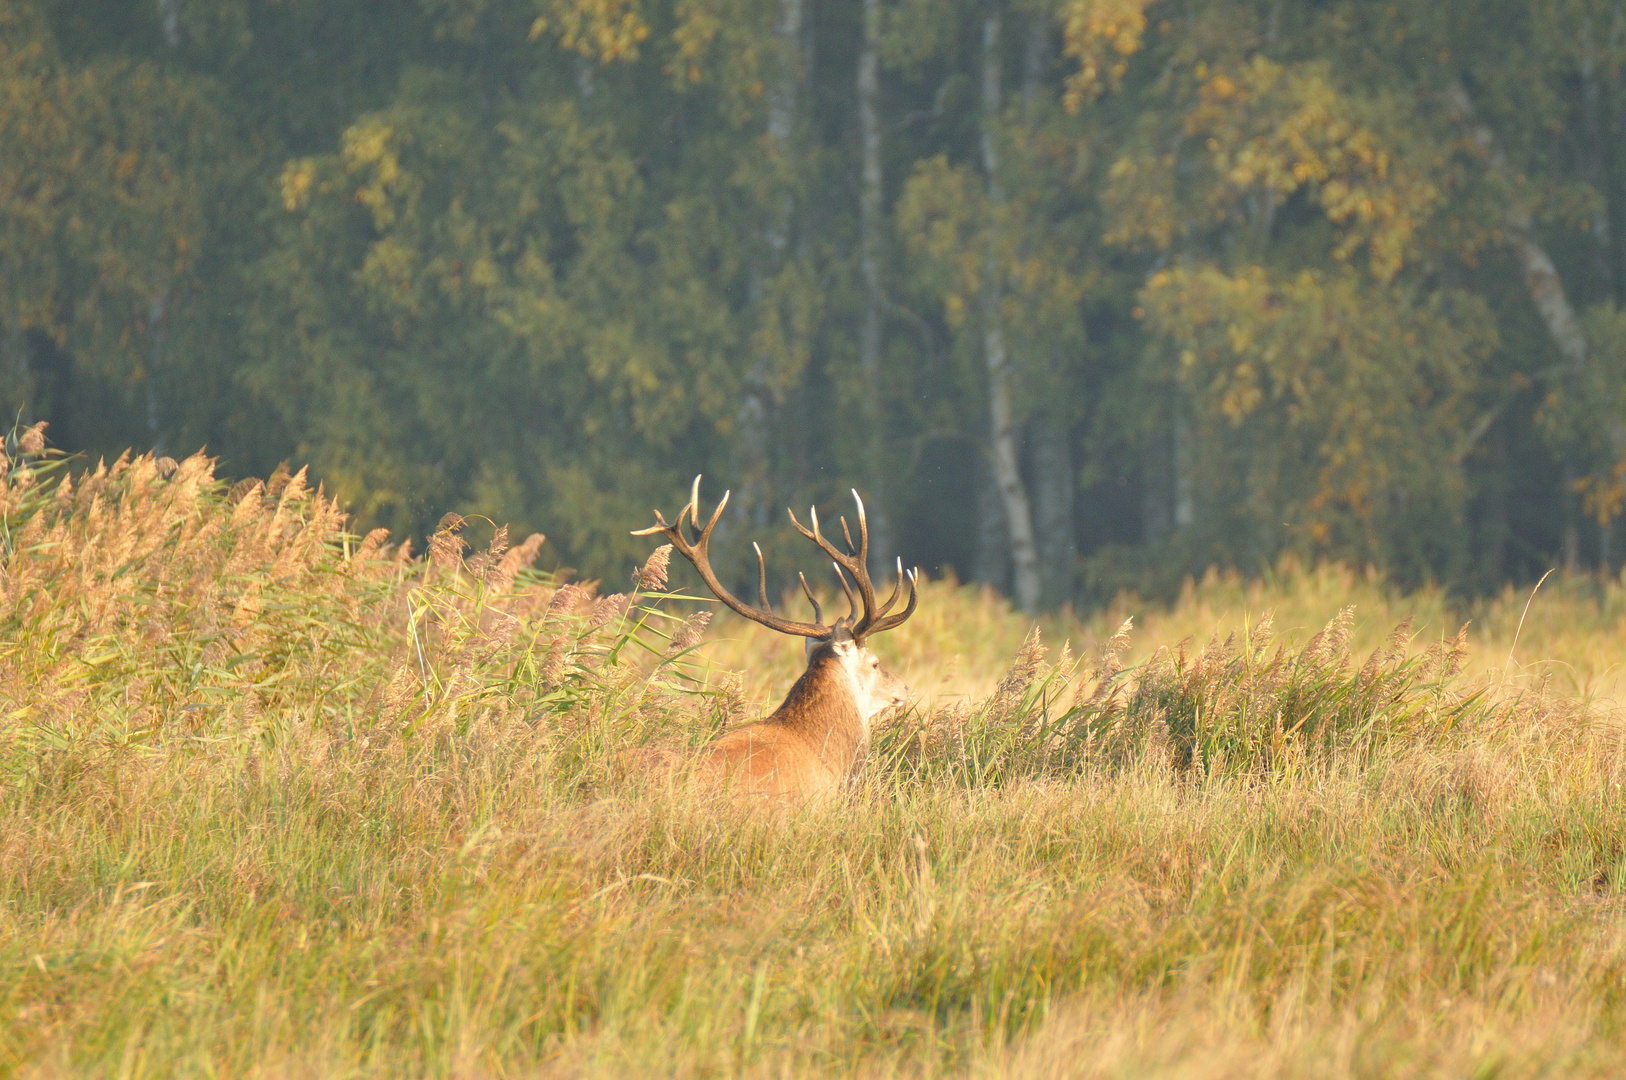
(705, 559, 1626, 710)
(3, 434, 1626, 1078)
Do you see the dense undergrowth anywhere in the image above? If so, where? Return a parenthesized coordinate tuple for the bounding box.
(2, 432, 1625, 1078)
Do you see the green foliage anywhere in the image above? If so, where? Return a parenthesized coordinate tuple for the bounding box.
(1140, 265, 1491, 574)
(0, 4, 224, 398)
(250, 66, 747, 565)
(9, 0, 1626, 595)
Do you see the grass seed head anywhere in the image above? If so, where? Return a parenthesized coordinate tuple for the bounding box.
(18, 421, 47, 455)
(634, 543, 673, 592)
(666, 610, 712, 656)
(429, 516, 468, 570)
(992, 627, 1047, 718)
(589, 593, 630, 630)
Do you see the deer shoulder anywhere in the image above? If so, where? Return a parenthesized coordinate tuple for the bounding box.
(633, 477, 918, 804)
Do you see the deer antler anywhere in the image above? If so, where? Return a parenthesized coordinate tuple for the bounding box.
(787, 489, 918, 643)
(635, 477, 920, 643)
(865, 557, 919, 638)
(633, 476, 830, 638)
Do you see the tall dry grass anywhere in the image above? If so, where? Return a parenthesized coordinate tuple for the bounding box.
(3, 432, 1625, 1078)
(702, 560, 1626, 709)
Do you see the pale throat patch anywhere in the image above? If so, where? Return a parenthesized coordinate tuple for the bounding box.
(832, 640, 906, 726)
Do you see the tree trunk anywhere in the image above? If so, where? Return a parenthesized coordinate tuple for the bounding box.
(856, 0, 893, 574)
(1508, 222, 1587, 569)
(1014, 14, 1072, 608)
(1451, 80, 1595, 570)
(980, 2, 1042, 614)
(1610, 1, 1626, 302)
(974, 454, 1010, 592)
(147, 292, 168, 456)
(0, 322, 33, 421)
(1580, 15, 1613, 291)
(735, 0, 806, 531)
(1029, 415, 1076, 608)
(158, 0, 182, 47)
(767, 0, 802, 250)
(1172, 395, 1194, 530)
(1021, 14, 1046, 122)
(1142, 410, 1172, 547)
(1140, 378, 1196, 548)
(1477, 422, 1510, 588)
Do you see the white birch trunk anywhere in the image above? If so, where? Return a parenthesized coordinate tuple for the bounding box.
(1451, 80, 1597, 570)
(736, 0, 806, 529)
(857, 0, 893, 573)
(158, 0, 182, 47)
(1018, 16, 1077, 606)
(980, 4, 1042, 614)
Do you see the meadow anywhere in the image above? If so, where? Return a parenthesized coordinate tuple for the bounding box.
(3, 432, 1625, 1078)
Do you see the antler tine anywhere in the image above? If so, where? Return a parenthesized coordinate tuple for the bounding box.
(851, 490, 870, 557)
(866, 567, 920, 636)
(692, 476, 728, 541)
(753, 542, 771, 611)
(632, 475, 829, 640)
(832, 562, 858, 621)
(798, 572, 823, 624)
(788, 494, 880, 635)
(788, 504, 829, 557)
(630, 510, 671, 536)
(867, 556, 907, 621)
(841, 489, 882, 638)
(840, 517, 856, 555)
(631, 504, 678, 537)
(683, 473, 701, 531)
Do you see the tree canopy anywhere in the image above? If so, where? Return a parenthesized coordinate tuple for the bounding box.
(5, 0, 1623, 606)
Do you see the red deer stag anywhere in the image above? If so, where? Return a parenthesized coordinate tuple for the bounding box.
(633, 476, 919, 802)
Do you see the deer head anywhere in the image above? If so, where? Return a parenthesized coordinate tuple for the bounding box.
(817, 624, 910, 722)
(633, 476, 919, 731)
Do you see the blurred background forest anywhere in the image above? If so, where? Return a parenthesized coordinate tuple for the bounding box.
(5, 0, 1626, 611)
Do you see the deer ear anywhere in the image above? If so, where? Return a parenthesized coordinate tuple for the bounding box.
(831, 622, 854, 644)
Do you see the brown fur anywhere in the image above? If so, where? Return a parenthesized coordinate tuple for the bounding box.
(695, 641, 867, 802)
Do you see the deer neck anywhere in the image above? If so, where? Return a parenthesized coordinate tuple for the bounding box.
(769, 650, 867, 772)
